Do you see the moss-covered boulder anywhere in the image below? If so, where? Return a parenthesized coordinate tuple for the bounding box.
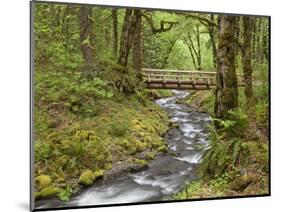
(93, 170, 104, 180)
(35, 186, 60, 200)
(35, 175, 52, 190)
(79, 170, 104, 187)
(158, 145, 169, 153)
(79, 170, 94, 186)
(229, 175, 253, 191)
(130, 159, 149, 172)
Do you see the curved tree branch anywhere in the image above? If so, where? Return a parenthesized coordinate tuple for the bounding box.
(141, 12, 178, 34)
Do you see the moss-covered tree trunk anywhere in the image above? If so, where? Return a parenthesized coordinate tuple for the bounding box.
(251, 17, 257, 63)
(118, 9, 138, 67)
(215, 16, 238, 119)
(262, 19, 269, 64)
(234, 16, 241, 67)
(79, 6, 95, 64)
(256, 18, 263, 63)
(112, 8, 118, 59)
(132, 10, 143, 79)
(242, 16, 255, 112)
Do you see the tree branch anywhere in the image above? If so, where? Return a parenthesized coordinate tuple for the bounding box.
(182, 13, 218, 28)
(141, 12, 178, 34)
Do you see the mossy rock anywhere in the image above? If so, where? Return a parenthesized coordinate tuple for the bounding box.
(93, 170, 104, 180)
(35, 175, 52, 190)
(35, 186, 60, 200)
(130, 159, 149, 172)
(144, 152, 155, 160)
(158, 145, 169, 153)
(229, 175, 253, 191)
(79, 170, 94, 186)
(79, 170, 104, 187)
(169, 122, 179, 129)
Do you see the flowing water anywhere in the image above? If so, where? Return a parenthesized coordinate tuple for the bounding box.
(35, 90, 212, 209)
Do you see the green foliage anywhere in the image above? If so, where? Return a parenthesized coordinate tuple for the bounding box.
(198, 126, 248, 178)
(172, 181, 202, 200)
(35, 142, 53, 162)
(214, 109, 248, 137)
(35, 70, 113, 123)
(57, 186, 72, 202)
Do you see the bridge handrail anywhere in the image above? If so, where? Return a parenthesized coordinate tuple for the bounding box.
(141, 68, 243, 78)
(142, 68, 217, 75)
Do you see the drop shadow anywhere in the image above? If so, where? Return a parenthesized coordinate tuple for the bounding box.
(17, 202, 29, 211)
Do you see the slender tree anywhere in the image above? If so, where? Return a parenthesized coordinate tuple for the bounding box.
(242, 16, 255, 112)
(215, 16, 238, 119)
(256, 18, 263, 63)
(118, 9, 138, 67)
(79, 6, 95, 64)
(161, 38, 177, 69)
(208, 14, 217, 68)
(132, 10, 143, 78)
(112, 8, 118, 59)
(184, 25, 202, 70)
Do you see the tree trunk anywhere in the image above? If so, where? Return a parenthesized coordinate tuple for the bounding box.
(209, 14, 217, 68)
(79, 6, 95, 64)
(215, 16, 238, 119)
(132, 10, 143, 78)
(256, 18, 263, 63)
(184, 36, 198, 70)
(195, 25, 202, 70)
(117, 9, 138, 67)
(262, 19, 269, 64)
(234, 16, 241, 67)
(161, 39, 177, 69)
(185, 32, 201, 70)
(251, 17, 257, 63)
(242, 16, 255, 112)
(112, 9, 118, 59)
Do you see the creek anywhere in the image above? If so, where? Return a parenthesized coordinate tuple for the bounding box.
(35, 90, 211, 209)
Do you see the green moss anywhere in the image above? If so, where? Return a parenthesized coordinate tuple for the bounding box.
(133, 159, 149, 169)
(144, 152, 155, 160)
(35, 186, 60, 200)
(93, 170, 104, 180)
(229, 175, 253, 191)
(35, 175, 52, 190)
(34, 83, 171, 200)
(79, 170, 94, 186)
(157, 145, 168, 153)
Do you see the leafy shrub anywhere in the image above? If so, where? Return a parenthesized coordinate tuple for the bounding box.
(214, 109, 248, 138)
(198, 126, 249, 178)
(35, 71, 113, 119)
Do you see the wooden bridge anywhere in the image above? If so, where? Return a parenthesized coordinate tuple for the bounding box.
(142, 68, 244, 90)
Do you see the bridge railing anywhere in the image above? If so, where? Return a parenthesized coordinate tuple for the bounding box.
(141, 68, 244, 87)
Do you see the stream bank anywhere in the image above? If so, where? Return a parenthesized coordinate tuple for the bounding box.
(35, 90, 212, 209)
(172, 90, 269, 200)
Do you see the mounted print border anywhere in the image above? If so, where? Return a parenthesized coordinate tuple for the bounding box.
(30, 0, 271, 211)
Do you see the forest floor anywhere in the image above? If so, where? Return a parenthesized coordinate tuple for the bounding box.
(172, 89, 269, 200)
